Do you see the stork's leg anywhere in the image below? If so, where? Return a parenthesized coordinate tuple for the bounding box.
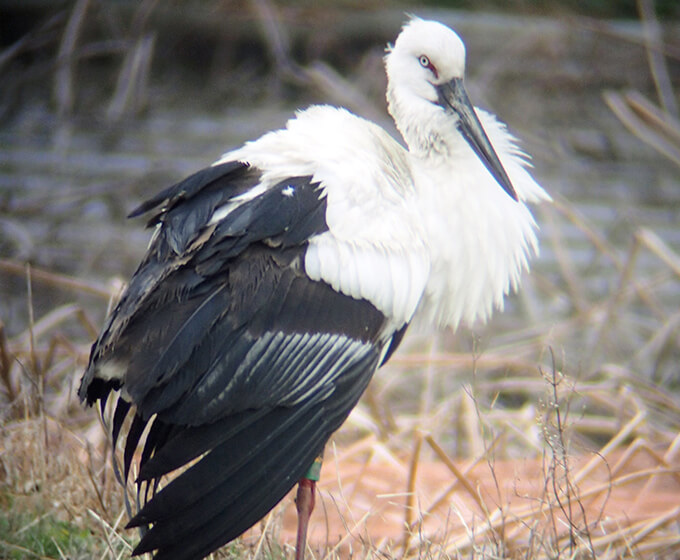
(295, 455, 323, 560)
(295, 478, 315, 560)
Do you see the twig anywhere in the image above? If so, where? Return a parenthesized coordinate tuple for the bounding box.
(0, 320, 17, 403)
(540, 203, 587, 313)
(0, 258, 112, 299)
(421, 432, 502, 527)
(575, 410, 646, 484)
(587, 232, 643, 361)
(603, 90, 680, 168)
(625, 90, 680, 145)
(106, 33, 156, 122)
(54, 0, 90, 117)
(402, 432, 422, 554)
(542, 353, 597, 558)
(0, 12, 66, 74)
(552, 196, 666, 316)
(636, 227, 680, 279)
(637, 0, 678, 117)
(249, 0, 298, 80)
(424, 435, 487, 515)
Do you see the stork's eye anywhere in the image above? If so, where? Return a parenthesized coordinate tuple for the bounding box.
(418, 55, 438, 79)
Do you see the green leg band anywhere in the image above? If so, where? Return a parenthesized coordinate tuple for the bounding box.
(303, 455, 323, 482)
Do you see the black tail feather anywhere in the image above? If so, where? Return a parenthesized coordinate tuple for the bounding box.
(136, 407, 270, 482)
(128, 403, 316, 528)
(139, 418, 175, 478)
(124, 413, 147, 482)
(153, 432, 321, 560)
(111, 398, 131, 448)
(131, 404, 327, 559)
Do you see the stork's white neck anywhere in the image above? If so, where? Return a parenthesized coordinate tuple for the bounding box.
(386, 83, 465, 160)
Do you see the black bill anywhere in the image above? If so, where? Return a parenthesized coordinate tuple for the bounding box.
(436, 78, 518, 202)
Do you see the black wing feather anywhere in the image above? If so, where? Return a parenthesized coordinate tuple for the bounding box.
(128, 161, 247, 220)
(132, 346, 378, 560)
(80, 160, 403, 560)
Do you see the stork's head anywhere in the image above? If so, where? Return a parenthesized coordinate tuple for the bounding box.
(385, 18, 517, 201)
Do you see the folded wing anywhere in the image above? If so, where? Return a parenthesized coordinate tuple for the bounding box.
(79, 161, 407, 560)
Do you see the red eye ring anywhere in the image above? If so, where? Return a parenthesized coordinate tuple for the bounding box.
(418, 55, 438, 79)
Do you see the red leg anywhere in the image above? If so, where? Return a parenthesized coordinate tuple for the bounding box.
(294, 455, 322, 560)
(295, 478, 316, 560)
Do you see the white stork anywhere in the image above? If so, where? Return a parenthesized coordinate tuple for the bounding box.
(79, 17, 549, 560)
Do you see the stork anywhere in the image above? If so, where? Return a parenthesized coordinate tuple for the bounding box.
(79, 17, 549, 560)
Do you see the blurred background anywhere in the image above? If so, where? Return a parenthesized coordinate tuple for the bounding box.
(0, 1, 679, 559)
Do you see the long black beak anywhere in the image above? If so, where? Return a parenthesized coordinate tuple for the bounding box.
(436, 78, 518, 202)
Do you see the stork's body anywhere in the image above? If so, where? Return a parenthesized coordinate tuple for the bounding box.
(79, 18, 549, 560)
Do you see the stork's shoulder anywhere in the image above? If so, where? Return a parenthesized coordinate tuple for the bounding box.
(216, 105, 413, 198)
(290, 105, 403, 157)
(241, 104, 403, 156)
(213, 105, 430, 327)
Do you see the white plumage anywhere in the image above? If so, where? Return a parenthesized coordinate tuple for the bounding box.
(218, 18, 550, 330)
(79, 17, 550, 560)
(218, 105, 430, 327)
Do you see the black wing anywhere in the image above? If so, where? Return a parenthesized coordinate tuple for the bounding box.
(79, 161, 405, 560)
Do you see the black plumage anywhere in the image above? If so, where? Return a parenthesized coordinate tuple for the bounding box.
(79, 161, 407, 559)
